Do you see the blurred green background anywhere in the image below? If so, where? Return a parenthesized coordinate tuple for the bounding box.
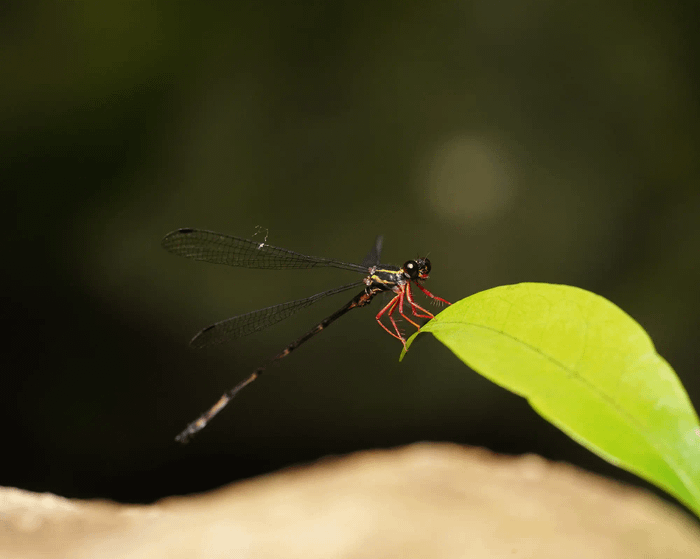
(2, 2, 699, 505)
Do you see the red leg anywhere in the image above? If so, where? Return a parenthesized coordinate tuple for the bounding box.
(376, 283, 449, 348)
(404, 283, 435, 319)
(397, 285, 424, 328)
(375, 294, 405, 344)
(414, 282, 451, 306)
(387, 298, 406, 347)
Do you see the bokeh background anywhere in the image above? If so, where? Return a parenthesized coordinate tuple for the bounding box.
(3, 2, 699, 507)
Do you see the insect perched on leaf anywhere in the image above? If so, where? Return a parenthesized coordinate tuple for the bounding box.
(163, 228, 450, 442)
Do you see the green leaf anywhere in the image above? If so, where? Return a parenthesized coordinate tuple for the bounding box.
(402, 283, 700, 516)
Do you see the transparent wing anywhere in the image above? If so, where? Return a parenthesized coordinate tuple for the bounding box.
(360, 235, 384, 268)
(162, 228, 369, 272)
(190, 281, 364, 348)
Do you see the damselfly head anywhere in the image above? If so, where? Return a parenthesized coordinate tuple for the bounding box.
(403, 258, 431, 281)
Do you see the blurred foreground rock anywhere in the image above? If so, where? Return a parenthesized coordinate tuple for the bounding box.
(2, 443, 700, 558)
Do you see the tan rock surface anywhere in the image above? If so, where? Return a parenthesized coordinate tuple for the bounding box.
(2, 443, 699, 558)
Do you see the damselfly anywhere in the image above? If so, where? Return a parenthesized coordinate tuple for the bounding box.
(162, 228, 450, 442)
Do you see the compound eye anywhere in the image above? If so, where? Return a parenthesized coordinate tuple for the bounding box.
(422, 258, 432, 275)
(403, 260, 419, 279)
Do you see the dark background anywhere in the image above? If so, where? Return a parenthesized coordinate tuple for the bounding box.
(2, 2, 699, 507)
